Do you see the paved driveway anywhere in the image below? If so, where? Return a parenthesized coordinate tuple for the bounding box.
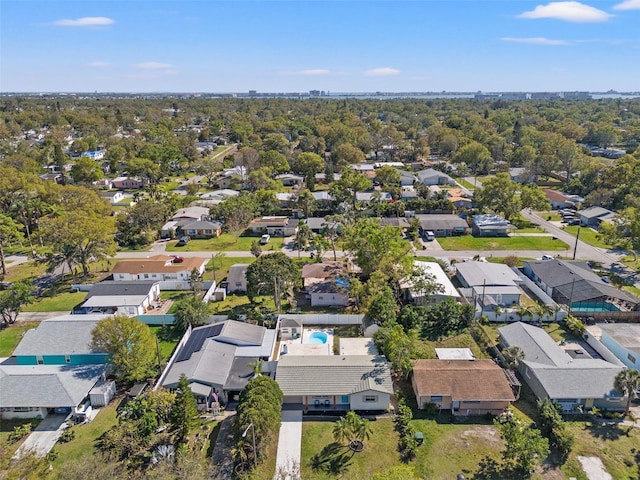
(274, 410, 303, 480)
(14, 414, 68, 458)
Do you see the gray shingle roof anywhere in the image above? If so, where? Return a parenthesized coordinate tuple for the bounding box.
(85, 281, 157, 299)
(276, 355, 393, 396)
(456, 262, 520, 287)
(498, 322, 569, 366)
(227, 264, 248, 287)
(0, 364, 105, 408)
(12, 314, 109, 357)
(415, 214, 468, 231)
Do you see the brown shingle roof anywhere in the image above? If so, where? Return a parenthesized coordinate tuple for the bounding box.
(543, 189, 570, 202)
(111, 255, 207, 275)
(412, 360, 515, 401)
(301, 262, 347, 279)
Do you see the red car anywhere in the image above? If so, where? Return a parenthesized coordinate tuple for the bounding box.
(171, 255, 184, 263)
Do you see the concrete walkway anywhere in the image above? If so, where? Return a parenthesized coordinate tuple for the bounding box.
(211, 413, 235, 480)
(274, 410, 303, 480)
(578, 456, 612, 480)
(14, 414, 68, 458)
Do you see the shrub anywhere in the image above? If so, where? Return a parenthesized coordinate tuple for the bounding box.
(59, 428, 76, 443)
(8, 423, 32, 443)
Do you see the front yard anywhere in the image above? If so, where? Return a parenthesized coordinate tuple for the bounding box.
(165, 233, 285, 252)
(562, 226, 610, 249)
(438, 235, 568, 251)
(0, 321, 40, 356)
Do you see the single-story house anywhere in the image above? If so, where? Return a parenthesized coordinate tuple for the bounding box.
(276, 173, 304, 187)
(311, 191, 334, 207)
(81, 150, 105, 160)
(579, 206, 616, 228)
(249, 216, 298, 236)
(544, 189, 575, 210)
(172, 206, 211, 222)
(401, 261, 460, 305)
(178, 219, 223, 239)
(396, 169, 419, 186)
(472, 214, 515, 237)
(301, 261, 347, 286)
(456, 261, 522, 309)
(111, 255, 208, 290)
(307, 280, 349, 307)
(509, 167, 535, 184)
(77, 280, 160, 316)
(305, 217, 341, 235)
(445, 188, 473, 209)
(598, 323, 640, 370)
(498, 322, 626, 412)
(415, 214, 468, 237)
(160, 321, 276, 407)
(276, 355, 393, 412)
(400, 186, 419, 201)
(111, 176, 149, 189)
(523, 259, 639, 311)
(0, 364, 106, 419)
(227, 264, 249, 293)
(99, 190, 126, 205)
(415, 168, 455, 186)
(379, 217, 411, 231)
(412, 359, 515, 415)
(355, 191, 392, 204)
(11, 314, 109, 366)
(279, 317, 303, 340)
(275, 192, 295, 208)
(196, 189, 240, 206)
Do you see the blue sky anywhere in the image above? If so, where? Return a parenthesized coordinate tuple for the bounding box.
(2, 1, 639, 92)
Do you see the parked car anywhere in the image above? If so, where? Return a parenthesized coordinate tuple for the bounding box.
(567, 218, 580, 225)
(260, 234, 271, 245)
(176, 235, 190, 246)
(171, 255, 184, 263)
(424, 231, 436, 242)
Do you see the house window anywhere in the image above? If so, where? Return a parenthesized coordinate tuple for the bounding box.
(37, 356, 44, 365)
(119, 274, 125, 279)
(318, 296, 324, 300)
(430, 396, 443, 403)
(65, 355, 71, 364)
(363, 395, 378, 403)
(144, 274, 149, 279)
(341, 396, 349, 403)
(628, 353, 636, 364)
(235, 282, 242, 287)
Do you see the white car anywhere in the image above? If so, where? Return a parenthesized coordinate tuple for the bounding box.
(260, 234, 271, 245)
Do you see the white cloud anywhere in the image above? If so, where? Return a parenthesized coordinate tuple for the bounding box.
(54, 17, 114, 27)
(501, 37, 570, 45)
(613, 0, 640, 9)
(134, 62, 173, 69)
(364, 67, 400, 76)
(517, 2, 612, 22)
(86, 61, 110, 68)
(297, 69, 331, 76)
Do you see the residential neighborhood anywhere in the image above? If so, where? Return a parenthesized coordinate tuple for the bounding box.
(1, 93, 640, 480)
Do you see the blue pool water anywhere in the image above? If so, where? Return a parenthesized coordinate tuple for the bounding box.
(571, 302, 620, 312)
(307, 331, 328, 345)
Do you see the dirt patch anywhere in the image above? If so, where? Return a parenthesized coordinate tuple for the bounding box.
(460, 425, 501, 445)
(535, 459, 566, 480)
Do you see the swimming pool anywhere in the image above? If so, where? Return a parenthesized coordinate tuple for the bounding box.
(307, 331, 328, 344)
(571, 302, 620, 312)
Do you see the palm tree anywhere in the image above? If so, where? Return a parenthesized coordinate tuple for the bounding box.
(614, 369, 640, 415)
(494, 306, 504, 322)
(533, 303, 554, 322)
(247, 359, 264, 377)
(332, 416, 351, 444)
(333, 411, 372, 452)
(515, 304, 534, 323)
(502, 345, 525, 369)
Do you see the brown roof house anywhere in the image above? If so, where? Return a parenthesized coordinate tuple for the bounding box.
(412, 359, 515, 416)
(111, 255, 208, 290)
(302, 262, 350, 307)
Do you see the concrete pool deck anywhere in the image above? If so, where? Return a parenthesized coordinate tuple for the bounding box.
(278, 328, 334, 356)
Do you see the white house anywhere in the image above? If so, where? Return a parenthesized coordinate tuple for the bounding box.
(110, 256, 208, 290)
(78, 281, 160, 316)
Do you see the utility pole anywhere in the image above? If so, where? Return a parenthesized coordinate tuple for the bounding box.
(572, 225, 581, 260)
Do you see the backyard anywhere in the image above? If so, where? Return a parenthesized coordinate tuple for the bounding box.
(438, 235, 568, 251)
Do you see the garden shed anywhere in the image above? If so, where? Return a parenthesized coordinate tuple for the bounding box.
(89, 380, 116, 407)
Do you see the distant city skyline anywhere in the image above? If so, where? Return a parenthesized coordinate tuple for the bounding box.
(2, 1, 640, 93)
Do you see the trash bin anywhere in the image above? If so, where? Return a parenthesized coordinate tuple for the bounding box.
(415, 431, 424, 445)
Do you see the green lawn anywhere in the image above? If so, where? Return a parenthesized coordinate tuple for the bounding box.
(207, 256, 256, 282)
(1, 260, 47, 282)
(301, 417, 507, 480)
(0, 321, 39, 356)
(22, 291, 87, 312)
(149, 325, 181, 362)
(158, 180, 181, 192)
(51, 398, 121, 468)
(438, 235, 568, 251)
(535, 210, 563, 222)
(165, 233, 285, 252)
(562, 226, 610, 249)
(210, 294, 276, 315)
(414, 332, 488, 360)
(456, 178, 476, 190)
(486, 256, 536, 267)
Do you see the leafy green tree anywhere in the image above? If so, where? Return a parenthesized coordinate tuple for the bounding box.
(520, 185, 550, 211)
(170, 374, 199, 444)
(495, 418, 549, 475)
(296, 189, 316, 218)
(329, 169, 372, 208)
(260, 150, 289, 174)
(70, 157, 103, 184)
(614, 368, 640, 415)
(453, 141, 493, 174)
(248, 166, 278, 191)
(90, 315, 157, 382)
(332, 411, 372, 451)
(174, 295, 212, 332)
(126, 157, 162, 182)
(475, 173, 521, 220)
(250, 239, 262, 258)
(365, 286, 399, 327)
(421, 297, 470, 340)
(537, 398, 574, 461)
(0, 280, 34, 326)
(0, 213, 23, 275)
(293, 152, 324, 190)
(293, 221, 312, 257)
(115, 199, 170, 247)
(246, 253, 299, 313)
(210, 194, 259, 243)
(373, 324, 416, 379)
